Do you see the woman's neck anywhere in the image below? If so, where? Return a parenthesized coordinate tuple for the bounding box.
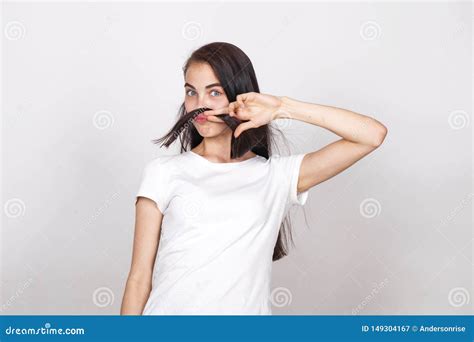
(191, 138, 256, 163)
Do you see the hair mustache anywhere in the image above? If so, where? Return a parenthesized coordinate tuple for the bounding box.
(153, 107, 265, 159)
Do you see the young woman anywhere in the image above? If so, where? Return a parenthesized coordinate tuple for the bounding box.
(120, 42, 387, 315)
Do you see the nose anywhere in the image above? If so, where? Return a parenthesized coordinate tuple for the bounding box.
(196, 93, 214, 110)
(197, 99, 211, 110)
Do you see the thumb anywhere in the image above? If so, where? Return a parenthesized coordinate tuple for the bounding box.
(234, 121, 255, 138)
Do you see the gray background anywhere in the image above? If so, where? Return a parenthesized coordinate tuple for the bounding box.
(2, 1, 472, 315)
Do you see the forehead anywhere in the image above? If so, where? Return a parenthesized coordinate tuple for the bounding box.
(185, 62, 219, 84)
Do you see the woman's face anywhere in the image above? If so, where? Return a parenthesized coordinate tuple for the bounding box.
(184, 62, 230, 138)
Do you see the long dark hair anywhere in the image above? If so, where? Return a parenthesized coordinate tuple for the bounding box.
(153, 41, 296, 261)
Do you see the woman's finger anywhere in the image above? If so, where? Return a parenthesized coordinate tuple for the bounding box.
(228, 102, 237, 117)
(239, 92, 256, 105)
(234, 120, 256, 138)
(205, 115, 224, 123)
(236, 94, 246, 109)
(235, 105, 250, 120)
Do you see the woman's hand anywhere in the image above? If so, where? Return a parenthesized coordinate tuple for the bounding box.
(203, 92, 285, 138)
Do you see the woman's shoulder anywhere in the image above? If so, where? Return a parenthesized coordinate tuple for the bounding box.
(268, 152, 306, 161)
(267, 152, 307, 172)
(142, 152, 184, 172)
(267, 153, 290, 164)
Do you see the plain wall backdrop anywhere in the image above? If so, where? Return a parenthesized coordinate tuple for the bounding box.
(2, 1, 472, 315)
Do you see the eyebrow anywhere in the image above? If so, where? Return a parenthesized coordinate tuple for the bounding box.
(184, 82, 223, 89)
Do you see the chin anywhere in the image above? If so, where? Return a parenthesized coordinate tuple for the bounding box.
(194, 122, 230, 138)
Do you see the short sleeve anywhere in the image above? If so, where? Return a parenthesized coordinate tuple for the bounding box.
(287, 153, 309, 206)
(271, 153, 309, 208)
(135, 159, 170, 213)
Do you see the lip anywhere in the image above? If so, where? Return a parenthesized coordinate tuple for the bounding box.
(194, 113, 207, 123)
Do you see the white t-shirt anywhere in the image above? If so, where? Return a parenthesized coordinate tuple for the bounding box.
(135, 150, 309, 315)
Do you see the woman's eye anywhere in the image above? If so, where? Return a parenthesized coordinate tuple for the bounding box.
(185, 89, 221, 96)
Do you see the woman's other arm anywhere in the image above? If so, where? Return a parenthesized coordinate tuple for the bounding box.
(120, 197, 163, 315)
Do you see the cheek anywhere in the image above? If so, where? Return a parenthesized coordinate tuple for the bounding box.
(208, 94, 228, 108)
(184, 99, 193, 112)
(215, 97, 229, 107)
